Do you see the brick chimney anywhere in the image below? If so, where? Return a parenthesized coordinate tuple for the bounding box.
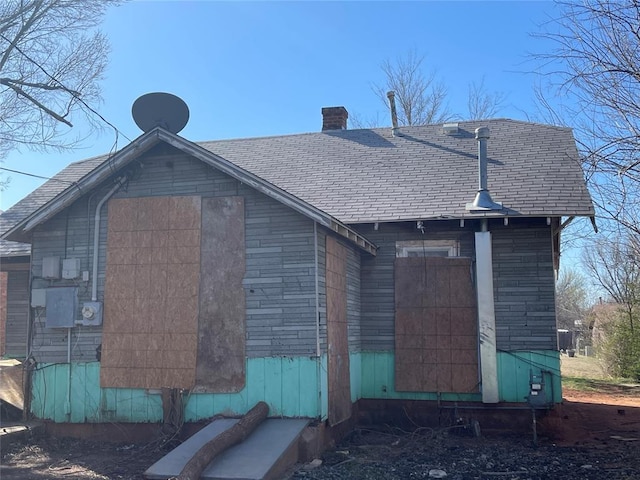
(321, 106, 348, 131)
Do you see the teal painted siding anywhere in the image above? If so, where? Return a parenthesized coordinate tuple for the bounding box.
(31, 351, 561, 422)
(32, 357, 322, 423)
(358, 352, 481, 402)
(497, 350, 561, 403)
(355, 351, 560, 403)
(349, 352, 361, 402)
(31, 363, 163, 423)
(319, 355, 328, 420)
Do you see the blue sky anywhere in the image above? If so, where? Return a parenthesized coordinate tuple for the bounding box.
(1, 0, 560, 210)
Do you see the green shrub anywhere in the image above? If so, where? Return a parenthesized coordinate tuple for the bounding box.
(598, 311, 640, 380)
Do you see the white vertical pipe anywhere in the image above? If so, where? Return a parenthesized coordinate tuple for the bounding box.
(91, 179, 124, 301)
(475, 225, 499, 403)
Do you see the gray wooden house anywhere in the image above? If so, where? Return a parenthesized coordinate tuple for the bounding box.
(0, 106, 593, 427)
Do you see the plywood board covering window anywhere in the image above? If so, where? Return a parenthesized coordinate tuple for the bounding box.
(101, 196, 201, 389)
(195, 197, 246, 393)
(326, 235, 351, 425)
(394, 256, 479, 393)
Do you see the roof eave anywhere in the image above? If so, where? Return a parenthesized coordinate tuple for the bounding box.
(4, 129, 163, 239)
(4, 127, 378, 256)
(346, 211, 596, 225)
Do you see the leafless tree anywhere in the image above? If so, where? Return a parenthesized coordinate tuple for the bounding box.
(372, 49, 451, 126)
(0, 0, 122, 159)
(535, 0, 640, 236)
(583, 234, 640, 332)
(556, 268, 589, 331)
(352, 51, 506, 129)
(467, 77, 507, 120)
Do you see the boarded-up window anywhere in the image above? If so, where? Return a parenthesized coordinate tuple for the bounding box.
(326, 236, 351, 425)
(394, 256, 479, 393)
(195, 197, 246, 393)
(101, 196, 201, 389)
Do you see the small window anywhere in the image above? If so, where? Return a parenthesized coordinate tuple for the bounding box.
(396, 240, 459, 258)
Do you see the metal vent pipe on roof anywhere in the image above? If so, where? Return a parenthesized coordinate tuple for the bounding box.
(387, 91, 400, 136)
(477, 127, 490, 192)
(467, 127, 501, 211)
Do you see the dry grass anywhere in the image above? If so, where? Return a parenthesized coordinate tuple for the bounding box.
(561, 353, 640, 394)
(560, 354, 608, 380)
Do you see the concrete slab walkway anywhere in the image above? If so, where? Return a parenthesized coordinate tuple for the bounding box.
(145, 418, 308, 480)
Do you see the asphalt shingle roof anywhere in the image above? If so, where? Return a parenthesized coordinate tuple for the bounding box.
(200, 119, 594, 223)
(0, 118, 594, 248)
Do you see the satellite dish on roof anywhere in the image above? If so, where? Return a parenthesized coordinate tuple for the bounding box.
(132, 92, 189, 134)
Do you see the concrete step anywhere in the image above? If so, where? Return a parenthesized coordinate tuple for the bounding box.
(144, 418, 308, 480)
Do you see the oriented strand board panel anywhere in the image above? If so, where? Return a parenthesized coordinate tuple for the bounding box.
(395, 256, 478, 393)
(326, 236, 351, 426)
(195, 197, 246, 393)
(101, 196, 201, 389)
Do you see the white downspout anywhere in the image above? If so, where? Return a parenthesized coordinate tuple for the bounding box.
(476, 219, 499, 403)
(91, 179, 125, 301)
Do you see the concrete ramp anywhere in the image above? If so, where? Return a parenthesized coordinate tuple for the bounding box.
(145, 418, 308, 480)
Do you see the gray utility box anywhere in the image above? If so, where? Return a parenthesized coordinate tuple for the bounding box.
(526, 371, 550, 408)
(45, 287, 78, 328)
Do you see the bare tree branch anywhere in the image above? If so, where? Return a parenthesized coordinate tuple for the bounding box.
(0, 0, 123, 158)
(534, 0, 640, 237)
(372, 49, 452, 126)
(467, 77, 507, 120)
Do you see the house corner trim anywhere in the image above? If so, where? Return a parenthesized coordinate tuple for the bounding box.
(475, 230, 499, 403)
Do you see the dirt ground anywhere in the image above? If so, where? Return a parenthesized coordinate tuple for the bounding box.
(2, 368, 639, 480)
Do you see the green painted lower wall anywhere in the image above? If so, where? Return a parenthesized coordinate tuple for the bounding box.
(31, 357, 322, 423)
(354, 352, 481, 402)
(352, 350, 561, 404)
(496, 350, 562, 403)
(31, 350, 561, 423)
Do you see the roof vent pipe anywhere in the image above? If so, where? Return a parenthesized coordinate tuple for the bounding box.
(466, 127, 502, 211)
(387, 91, 400, 136)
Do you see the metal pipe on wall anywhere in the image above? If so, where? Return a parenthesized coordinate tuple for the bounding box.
(91, 178, 125, 302)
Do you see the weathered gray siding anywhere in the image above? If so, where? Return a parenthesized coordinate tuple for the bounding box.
(346, 241, 361, 350)
(5, 270, 29, 357)
(355, 222, 475, 351)
(243, 191, 318, 357)
(354, 220, 557, 352)
(29, 150, 324, 363)
(492, 225, 556, 351)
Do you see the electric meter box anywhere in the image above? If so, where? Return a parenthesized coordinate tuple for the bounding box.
(42, 256, 60, 279)
(62, 258, 81, 279)
(31, 288, 47, 308)
(78, 301, 103, 326)
(526, 371, 550, 408)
